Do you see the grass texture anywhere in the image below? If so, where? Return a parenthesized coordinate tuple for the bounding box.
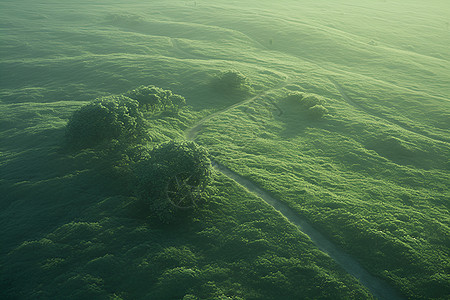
(1, 0, 449, 299)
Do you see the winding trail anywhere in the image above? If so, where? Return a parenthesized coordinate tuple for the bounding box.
(185, 77, 290, 140)
(213, 162, 405, 300)
(185, 82, 406, 300)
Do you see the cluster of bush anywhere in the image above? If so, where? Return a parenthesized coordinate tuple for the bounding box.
(285, 91, 328, 119)
(65, 86, 187, 150)
(134, 141, 213, 223)
(211, 70, 253, 96)
(126, 85, 186, 112)
(65, 95, 146, 149)
(4, 174, 373, 300)
(64, 86, 211, 223)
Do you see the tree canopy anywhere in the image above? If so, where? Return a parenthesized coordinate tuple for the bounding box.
(307, 104, 328, 119)
(211, 70, 252, 95)
(126, 85, 186, 112)
(65, 95, 145, 149)
(135, 141, 213, 223)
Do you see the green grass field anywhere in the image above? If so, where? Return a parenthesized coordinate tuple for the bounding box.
(1, 1, 449, 299)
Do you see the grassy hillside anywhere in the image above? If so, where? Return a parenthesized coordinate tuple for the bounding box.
(1, 0, 449, 299)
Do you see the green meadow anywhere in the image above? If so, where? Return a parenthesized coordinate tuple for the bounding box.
(1, 0, 449, 299)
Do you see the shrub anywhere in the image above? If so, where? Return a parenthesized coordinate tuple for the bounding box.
(284, 92, 328, 119)
(307, 105, 328, 119)
(156, 267, 200, 299)
(65, 95, 145, 149)
(135, 141, 212, 223)
(301, 94, 324, 108)
(170, 94, 187, 110)
(285, 92, 325, 108)
(126, 85, 186, 112)
(155, 246, 198, 269)
(285, 91, 304, 103)
(211, 70, 252, 95)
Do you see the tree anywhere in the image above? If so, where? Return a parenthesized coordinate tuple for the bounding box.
(135, 141, 212, 223)
(285, 92, 324, 108)
(211, 70, 252, 95)
(285, 91, 304, 103)
(65, 95, 145, 149)
(301, 94, 324, 108)
(126, 85, 186, 112)
(307, 104, 328, 119)
(170, 94, 187, 112)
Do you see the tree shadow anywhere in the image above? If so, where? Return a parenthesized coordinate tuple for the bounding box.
(275, 99, 327, 139)
(0, 125, 143, 255)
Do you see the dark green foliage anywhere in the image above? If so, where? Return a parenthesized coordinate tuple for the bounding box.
(126, 85, 186, 112)
(211, 70, 252, 95)
(301, 94, 325, 108)
(155, 246, 198, 268)
(170, 94, 187, 109)
(285, 91, 304, 103)
(285, 92, 324, 108)
(135, 141, 212, 223)
(156, 267, 200, 299)
(308, 104, 328, 119)
(284, 92, 328, 119)
(65, 95, 145, 149)
(2, 174, 372, 300)
(3, 1, 449, 299)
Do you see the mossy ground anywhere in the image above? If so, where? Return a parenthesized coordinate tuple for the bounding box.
(1, 1, 449, 299)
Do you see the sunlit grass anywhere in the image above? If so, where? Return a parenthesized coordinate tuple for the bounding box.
(1, 0, 449, 299)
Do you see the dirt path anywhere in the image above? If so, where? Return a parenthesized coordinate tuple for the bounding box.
(184, 81, 406, 300)
(213, 162, 406, 300)
(185, 77, 290, 141)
